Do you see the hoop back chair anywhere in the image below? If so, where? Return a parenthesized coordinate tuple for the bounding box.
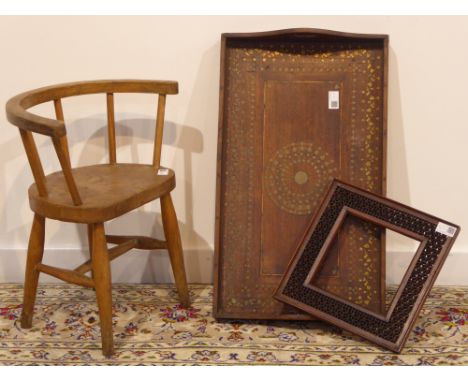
(5, 80, 190, 356)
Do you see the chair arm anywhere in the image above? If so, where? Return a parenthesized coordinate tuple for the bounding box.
(6, 95, 66, 137)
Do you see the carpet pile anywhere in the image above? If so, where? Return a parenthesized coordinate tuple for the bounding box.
(0, 284, 467, 365)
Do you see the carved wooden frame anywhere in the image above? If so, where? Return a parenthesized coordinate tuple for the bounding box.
(274, 179, 460, 352)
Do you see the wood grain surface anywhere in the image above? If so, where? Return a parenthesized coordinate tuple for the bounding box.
(214, 28, 389, 320)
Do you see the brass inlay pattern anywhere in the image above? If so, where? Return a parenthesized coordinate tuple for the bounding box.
(265, 142, 337, 215)
(220, 39, 384, 314)
(345, 221, 380, 309)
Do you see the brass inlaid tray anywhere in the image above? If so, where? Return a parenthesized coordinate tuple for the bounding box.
(214, 29, 389, 319)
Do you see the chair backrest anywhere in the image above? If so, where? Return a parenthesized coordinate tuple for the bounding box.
(5, 79, 179, 206)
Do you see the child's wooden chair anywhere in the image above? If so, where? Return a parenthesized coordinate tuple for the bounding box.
(5, 80, 190, 356)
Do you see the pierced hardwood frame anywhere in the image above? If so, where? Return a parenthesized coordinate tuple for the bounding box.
(274, 179, 460, 352)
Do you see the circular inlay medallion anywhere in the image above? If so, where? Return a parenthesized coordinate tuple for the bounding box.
(265, 142, 338, 215)
(294, 171, 309, 185)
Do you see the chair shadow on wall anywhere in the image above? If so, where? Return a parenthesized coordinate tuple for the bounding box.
(1, 42, 219, 283)
(0, 135, 34, 280)
(0, 114, 208, 284)
(68, 116, 208, 283)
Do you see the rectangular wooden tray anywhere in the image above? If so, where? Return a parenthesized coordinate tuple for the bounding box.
(214, 28, 389, 320)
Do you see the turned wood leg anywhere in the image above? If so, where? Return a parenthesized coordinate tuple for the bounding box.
(21, 214, 45, 328)
(160, 193, 190, 308)
(91, 223, 114, 356)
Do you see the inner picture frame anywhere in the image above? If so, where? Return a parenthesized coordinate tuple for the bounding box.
(274, 179, 460, 352)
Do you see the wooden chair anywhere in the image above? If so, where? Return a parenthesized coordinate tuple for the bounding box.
(5, 80, 191, 356)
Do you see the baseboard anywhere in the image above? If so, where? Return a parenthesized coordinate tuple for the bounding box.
(0, 248, 214, 284)
(386, 251, 468, 285)
(0, 249, 466, 285)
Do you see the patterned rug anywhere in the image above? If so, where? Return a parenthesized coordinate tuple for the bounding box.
(0, 284, 467, 365)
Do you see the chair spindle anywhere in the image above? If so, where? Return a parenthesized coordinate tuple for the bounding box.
(53, 99, 71, 160)
(106, 93, 117, 164)
(52, 98, 82, 206)
(52, 135, 82, 206)
(54, 98, 65, 121)
(153, 94, 166, 168)
(19, 129, 48, 197)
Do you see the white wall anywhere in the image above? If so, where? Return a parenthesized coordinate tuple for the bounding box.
(0, 16, 467, 284)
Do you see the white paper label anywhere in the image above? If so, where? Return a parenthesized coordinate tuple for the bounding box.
(328, 90, 339, 109)
(435, 222, 457, 237)
(157, 168, 169, 176)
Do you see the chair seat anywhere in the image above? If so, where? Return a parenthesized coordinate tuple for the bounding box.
(28, 164, 175, 223)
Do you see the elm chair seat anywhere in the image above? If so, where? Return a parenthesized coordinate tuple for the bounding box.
(29, 164, 176, 223)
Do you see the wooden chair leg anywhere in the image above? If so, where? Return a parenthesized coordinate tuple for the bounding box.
(90, 223, 114, 356)
(87, 224, 94, 280)
(160, 193, 190, 308)
(21, 214, 45, 328)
